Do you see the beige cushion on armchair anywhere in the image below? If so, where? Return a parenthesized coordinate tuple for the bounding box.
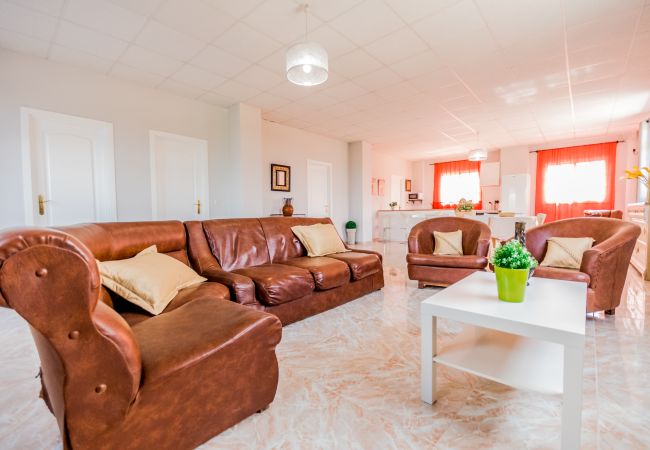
(540, 237, 594, 270)
(433, 230, 463, 256)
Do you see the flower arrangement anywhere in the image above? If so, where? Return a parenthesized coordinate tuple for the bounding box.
(389, 201, 398, 210)
(456, 198, 474, 212)
(623, 166, 650, 197)
(492, 240, 538, 270)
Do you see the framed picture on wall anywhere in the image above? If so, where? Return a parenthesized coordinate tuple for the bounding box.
(377, 178, 385, 196)
(271, 164, 291, 191)
(405, 179, 412, 192)
(371, 177, 377, 196)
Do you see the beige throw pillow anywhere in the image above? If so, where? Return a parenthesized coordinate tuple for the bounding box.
(433, 230, 463, 256)
(540, 237, 595, 270)
(291, 223, 350, 257)
(98, 245, 206, 315)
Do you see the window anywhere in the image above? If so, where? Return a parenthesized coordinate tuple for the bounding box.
(433, 160, 482, 209)
(543, 160, 607, 204)
(535, 142, 617, 222)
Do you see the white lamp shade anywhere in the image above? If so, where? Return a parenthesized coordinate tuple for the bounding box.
(468, 148, 488, 161)
(286, 41, 328, 86)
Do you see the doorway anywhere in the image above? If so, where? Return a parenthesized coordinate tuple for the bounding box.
(21, 108, 117, 226)
(149, 130, 209, 221)
(307, 160, 332, 217)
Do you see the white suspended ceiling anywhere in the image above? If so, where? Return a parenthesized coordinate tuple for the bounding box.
(1, 0, 649, 159)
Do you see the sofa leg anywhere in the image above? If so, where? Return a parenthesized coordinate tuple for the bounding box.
(605, 309, 615, 316)
(418, 282, 426, 289)
(257, 404, 270, 413)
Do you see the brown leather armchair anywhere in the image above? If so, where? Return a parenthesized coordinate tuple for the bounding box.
(407, 217, 491, 287)
(0, 223, 282, 450)
(584, 209, 623, 219)
(526, 217, 640, 314)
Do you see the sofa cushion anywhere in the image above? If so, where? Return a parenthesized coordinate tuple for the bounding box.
(119, 282, 231, 326)
(232, 264, 315, 306)
(131, 297, 281, 384)
(407, 253, 488, 270)
(281, 257, 350, 290)
(327, 251, 381, 280)
(201, 219, 271, 271)
(533, 266, 591, 284)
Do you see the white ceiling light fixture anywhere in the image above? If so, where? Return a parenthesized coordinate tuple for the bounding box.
(468, 148, 488, 161)
(286, 3, 328, 87)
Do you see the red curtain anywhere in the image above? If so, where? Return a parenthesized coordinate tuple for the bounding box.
(432, 159, 482, 209)
(535, 142, 617, 222)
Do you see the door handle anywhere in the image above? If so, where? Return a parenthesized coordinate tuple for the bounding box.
(38, 195, 50, 216)
(194, 200, 201, 215)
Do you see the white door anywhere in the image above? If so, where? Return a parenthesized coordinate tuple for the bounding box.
(307, 160, 332, 217)
(21, 108, 117, 226)
(150, 131, 209, 221)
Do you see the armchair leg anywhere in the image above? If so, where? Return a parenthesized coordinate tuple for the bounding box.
(418, 282, 426, 289)
(605, 309, 615, 316)
(257, 404, 270, 413)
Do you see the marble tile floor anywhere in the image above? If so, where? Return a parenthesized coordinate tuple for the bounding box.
(1, 241, 649, 449)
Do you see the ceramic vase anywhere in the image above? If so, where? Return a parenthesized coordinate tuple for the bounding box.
(282, 198, 294, 217)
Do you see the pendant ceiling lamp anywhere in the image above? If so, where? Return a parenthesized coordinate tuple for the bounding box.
(467, 131, 488, 161)
(286, 3, 328, 86)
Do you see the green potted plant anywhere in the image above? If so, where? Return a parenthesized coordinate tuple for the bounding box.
(388, 201, 398, 210)
(455, 198, 476, 217)
(345, 220, 357, 245)
(491, 240, 538, 302)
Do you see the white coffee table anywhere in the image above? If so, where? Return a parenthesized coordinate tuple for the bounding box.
(421, 271, 586, 449)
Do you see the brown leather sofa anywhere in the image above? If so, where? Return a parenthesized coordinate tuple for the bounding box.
(186, 217, 384, 325)
(407, 217, 491, 287)
(0, 221, 282, 450)
(584, 209, 623, 219)
(526, 217, 640, 314)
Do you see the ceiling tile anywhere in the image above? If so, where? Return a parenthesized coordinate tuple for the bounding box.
(376, 81, 420, 101)
(212, 80, 261, 100)
(0, 1, 59, 41)
(64, 0, 147, 41)
(243, 0, 323, 44)
(191, 45, 250, 78)
(55, 21, 128, 60)
(390, 51, 444, 79)
(567, 10, 638, 52)
(307, 0, 363, 21)
(235, 64, 285, 90)
(364, 27, 428, 65)
(136, 20, 205, 61)
(385, 0, 461, 23)
(266, 81, 314, 101)
(213, 22, 282, 62)
(199, 91, 236, 107)
(107, 0, 163, 16)
(154, 0, 237, 42)
(352, 68, 402, 91)
(302, 25, 356, 58)
(204, 0, 265, 19)
(246, 91, 291, 110)
(329, 0, 404, 46)
(171, 64, 225, 90)
(331, 49, 382, 78)
(119, 45, 183, 77)
(0, 28, 49, 57)
(49, 44, 114, 73)
(564, 0, 644, 27)
(158, 79, 206, 98)
(110, 62, 164, 87)
(318, 80, 368, 101)
(9, 0, 65, 16)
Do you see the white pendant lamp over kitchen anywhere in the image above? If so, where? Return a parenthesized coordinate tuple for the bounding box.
(286, 3, 328, 86)
(468, 131, 488, 161)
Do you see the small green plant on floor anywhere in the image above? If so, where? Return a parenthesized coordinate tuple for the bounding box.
(492, 240, 538, 270)
(345, 221, 357, 229)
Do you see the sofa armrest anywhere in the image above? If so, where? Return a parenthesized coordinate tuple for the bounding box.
(476, 238, 490, 257)
(345, 247, 383, 262)
(202, 268, 257, 306)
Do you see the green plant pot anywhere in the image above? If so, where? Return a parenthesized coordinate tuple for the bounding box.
(495, 266, 529, 303)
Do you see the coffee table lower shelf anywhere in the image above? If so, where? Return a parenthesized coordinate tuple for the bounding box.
(433, 326, 564, 395)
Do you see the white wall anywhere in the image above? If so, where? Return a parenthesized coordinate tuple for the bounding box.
(0, 49, 229, 229)
(261, 120, 350, 232)
(371, 150, 414, 239)
(348, 141, 373, 242)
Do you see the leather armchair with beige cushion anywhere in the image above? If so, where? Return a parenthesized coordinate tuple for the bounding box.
(407, 217, 491, 287)
(526, 217, 640, 314)
(0, 222, 282, 449)
(584, 209, 624, 219)
(186, 217, 384, 325)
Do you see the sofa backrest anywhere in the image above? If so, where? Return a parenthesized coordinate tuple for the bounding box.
(259, 217, 333, 262)
(200, 218, 271, 271)
(59, 221, 189, 264)
(408, 217, 491, 256)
